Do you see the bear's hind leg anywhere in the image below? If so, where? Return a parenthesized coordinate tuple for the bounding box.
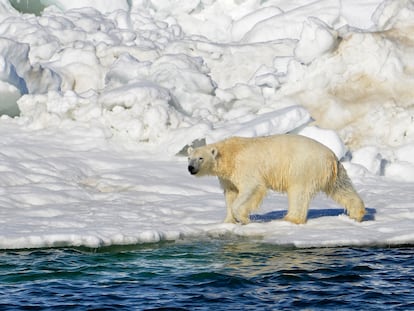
(284, 187, 312, 224)
(328, 188, 365, 222)
(327, 162, 366, 222)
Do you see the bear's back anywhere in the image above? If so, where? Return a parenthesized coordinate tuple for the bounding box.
(224, 135, 335, 157)
(216, 135, 338, 191)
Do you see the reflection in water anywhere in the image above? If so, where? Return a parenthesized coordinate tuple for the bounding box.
(0, 240, 413, 310)
(218, 241, 352, 278)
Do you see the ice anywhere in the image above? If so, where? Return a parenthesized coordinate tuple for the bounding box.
(41, 0, 129, 14)
(231, 6, 283, 42)
(275, 17, 414, 150)
(351, 146, 384, 176)
(0, 0, 17, 18)
(0, 120, 412, 250)
(295, 125, 347, 160)
(341, 0, 388, 29)
(0, 80, 20, 116)
(240, 0, 341, 43)
(383, 144, 414, 182)
(294, 17, 338, 64)
(0, 0, 413, 249)
(99, 82, 183, 142)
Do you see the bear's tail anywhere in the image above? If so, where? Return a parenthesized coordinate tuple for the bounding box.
(327, 162, 366, 222)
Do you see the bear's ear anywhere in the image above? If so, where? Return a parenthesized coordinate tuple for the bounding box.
(211, 147, 218, 159)
(187, 147, 194, 155)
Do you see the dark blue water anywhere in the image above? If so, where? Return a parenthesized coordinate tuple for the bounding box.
(0, 239, 413, 310)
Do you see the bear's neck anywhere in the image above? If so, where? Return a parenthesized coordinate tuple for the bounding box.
(213, 153, 234, 179)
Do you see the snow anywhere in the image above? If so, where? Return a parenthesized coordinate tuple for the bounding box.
(0, 0, 413, 249)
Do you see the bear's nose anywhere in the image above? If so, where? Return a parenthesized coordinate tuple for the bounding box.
(188, 165, 197, 175)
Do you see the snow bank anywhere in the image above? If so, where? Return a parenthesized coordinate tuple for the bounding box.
(0, 120, 412, 250)
(18, 0, 129, 15)
(4, 0, 409, 155)
(241, 0, 341, 44)
(0, 0, 413, 249)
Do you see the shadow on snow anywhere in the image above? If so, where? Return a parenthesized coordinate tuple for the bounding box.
(250, 208, 376, 223)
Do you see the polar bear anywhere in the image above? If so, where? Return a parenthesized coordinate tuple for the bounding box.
(187, 134, 365, 224)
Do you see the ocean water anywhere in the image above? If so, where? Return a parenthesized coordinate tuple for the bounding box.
(0, 239, 413, 310)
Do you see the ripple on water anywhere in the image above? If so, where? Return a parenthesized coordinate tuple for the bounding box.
(0, 242, 413, 310)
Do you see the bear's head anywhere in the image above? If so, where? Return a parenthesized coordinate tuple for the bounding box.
(187, 145, 218, 176)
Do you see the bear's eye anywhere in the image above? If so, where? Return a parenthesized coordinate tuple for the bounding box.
(199, 157, 204, 161)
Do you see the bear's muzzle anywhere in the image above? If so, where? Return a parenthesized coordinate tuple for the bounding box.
(188, 165, 198, 175)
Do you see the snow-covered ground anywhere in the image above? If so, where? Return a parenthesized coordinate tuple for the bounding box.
(0, 0, 413, 249)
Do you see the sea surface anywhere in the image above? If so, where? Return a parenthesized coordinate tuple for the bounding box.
(0, 239, 413, 310)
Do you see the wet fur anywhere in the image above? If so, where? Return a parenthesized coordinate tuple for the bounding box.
(188, 134, 365, 224)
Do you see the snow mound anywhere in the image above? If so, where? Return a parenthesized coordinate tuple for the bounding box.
(0, 0, 413, 250)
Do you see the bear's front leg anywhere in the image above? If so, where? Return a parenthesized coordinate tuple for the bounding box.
(232, 185, 266, 225)
(223, 189, 238, 223)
